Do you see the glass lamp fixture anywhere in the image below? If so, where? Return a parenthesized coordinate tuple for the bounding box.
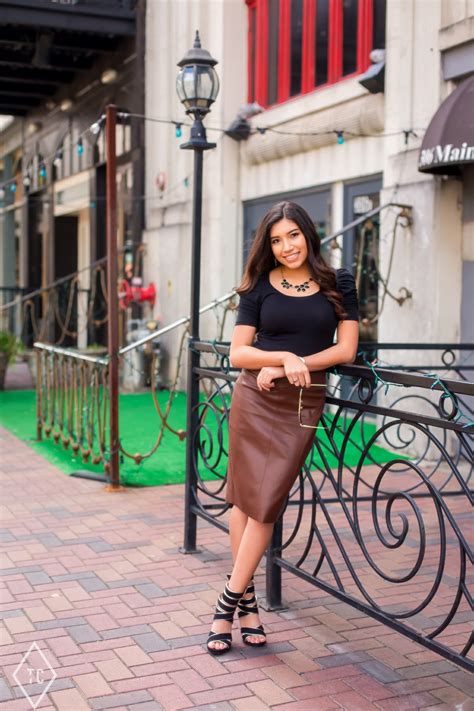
(176, 31, 219, 118)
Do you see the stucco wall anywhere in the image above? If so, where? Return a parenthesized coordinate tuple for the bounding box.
(380, 0, 463, 353)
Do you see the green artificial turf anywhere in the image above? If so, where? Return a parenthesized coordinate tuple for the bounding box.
(0, 389, 405, 487)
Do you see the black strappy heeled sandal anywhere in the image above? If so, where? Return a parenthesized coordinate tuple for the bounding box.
(207, 582, 244, 656)
(237, 578, 267, 647)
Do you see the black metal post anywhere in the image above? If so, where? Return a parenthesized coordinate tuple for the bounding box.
(181, 119, 216, 553)
(183, 149, 203, 552)
(264, 517, 285, 610)
(105, 104, 120, 490)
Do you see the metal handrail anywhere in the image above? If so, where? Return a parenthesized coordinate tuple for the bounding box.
(118, 291, 236, 355)
(357, 342, 474, 350)
(33, 290, 237, 362)
(0, 257, 108, 312)
(320, 201, 411, 245)
(193, 340, 474, 397)
(4, 202, 410, 315)
(0, 242, 142, 313)
(198, 340, 474, 352)
(33, 342, 109, 365)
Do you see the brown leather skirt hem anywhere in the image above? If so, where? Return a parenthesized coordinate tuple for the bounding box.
(225, 368, 326, 524)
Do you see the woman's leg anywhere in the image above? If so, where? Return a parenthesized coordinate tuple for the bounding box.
(229, 507, 266, 644)
(230, 516, 274, 645)
(229, 505, 248, 561)
(229, 516, 274, 590)
(208, 506, 250, 652)
(208, 510, 273, 651)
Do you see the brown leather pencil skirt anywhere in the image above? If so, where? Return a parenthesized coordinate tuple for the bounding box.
(225, 368, 326, 523)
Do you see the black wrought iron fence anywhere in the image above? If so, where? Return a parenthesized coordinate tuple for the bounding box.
(185, 340, 474, 672)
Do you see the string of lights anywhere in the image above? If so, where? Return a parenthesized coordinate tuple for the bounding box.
(0, 115, 106, 196)
(124, 111, 426, 142)
(356, 351, 474, 430)
(0, 110, 427, 195)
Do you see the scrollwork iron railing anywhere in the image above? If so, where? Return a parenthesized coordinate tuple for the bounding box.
(185, 340, 473, 672)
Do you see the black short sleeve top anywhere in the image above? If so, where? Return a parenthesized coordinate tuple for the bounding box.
(235, 268, 359, 357)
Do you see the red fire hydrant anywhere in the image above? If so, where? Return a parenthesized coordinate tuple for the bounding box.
(118, 279, 156, 311)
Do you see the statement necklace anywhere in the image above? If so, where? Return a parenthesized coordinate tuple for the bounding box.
(280, 268, 314, 293)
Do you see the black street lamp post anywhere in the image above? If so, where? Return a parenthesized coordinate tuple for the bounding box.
(177, 31, 219, 552)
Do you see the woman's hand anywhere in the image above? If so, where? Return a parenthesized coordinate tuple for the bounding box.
(283, 353, 311, 388)
(256, 366, 285, 391)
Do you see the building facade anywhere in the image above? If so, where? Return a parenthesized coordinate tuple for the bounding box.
(144, 0, 473, 383)
(0, 0, 145, 347)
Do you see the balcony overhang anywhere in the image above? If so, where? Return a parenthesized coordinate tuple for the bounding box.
(0, 0, 135, 35)
(0, 0, 136, 116)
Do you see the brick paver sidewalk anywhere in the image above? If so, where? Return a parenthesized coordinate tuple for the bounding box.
(0, 427, 472, 710)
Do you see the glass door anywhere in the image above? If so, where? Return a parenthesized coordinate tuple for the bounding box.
(343, 177, 382, 346)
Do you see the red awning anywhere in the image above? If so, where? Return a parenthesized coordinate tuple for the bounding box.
(418, 76, 474, 176)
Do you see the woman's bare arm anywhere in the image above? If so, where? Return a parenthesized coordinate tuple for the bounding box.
(230, 320, 358, 387)
(303, 320, 359, 371)
(229, 325, 291, 369)
(258, 320, 359, 389)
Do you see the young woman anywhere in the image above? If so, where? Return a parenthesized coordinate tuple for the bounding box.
(207, 201, 359, 655)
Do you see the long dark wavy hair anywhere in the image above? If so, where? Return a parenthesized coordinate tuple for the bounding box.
(237, 201, 347, 320)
